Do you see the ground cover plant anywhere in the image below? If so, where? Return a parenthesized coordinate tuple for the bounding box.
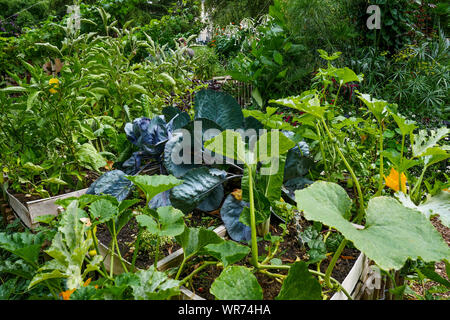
(0, 0, 449, 301)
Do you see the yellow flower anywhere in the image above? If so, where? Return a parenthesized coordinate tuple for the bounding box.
(83, 278, 92, 287)
(60, 288, 76, 300)
(384, 168, 407, 193)
(49, 78, 59, 94)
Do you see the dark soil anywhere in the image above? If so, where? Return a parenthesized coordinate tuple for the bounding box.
(181, 218, 359, 300)
(96, 210, 222, 269)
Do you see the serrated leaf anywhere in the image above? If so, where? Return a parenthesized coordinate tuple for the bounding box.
(175, 227, 223, 258)
(89, 199, 118, 225)
(0, 232, 43, 265)
(126, 174, 183, 204)
(136, 206, 185, 237)
(204, 241, 250, 267)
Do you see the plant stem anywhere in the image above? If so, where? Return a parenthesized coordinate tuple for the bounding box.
(91, 229, 108, 276)
(399, 134, 406, 194)
(179, 261, 217, 286)
(258, 263, 352, 299)
(248, 164, 259, 268)
(324, 239, 348, 288)
(131, 228, 142, 270)
(321, 118, 365, 223)
(375, 123, 384, 196)
(175, 255, 190, 280)
(112, 220, 128, 273)
(154, 236, 161, 269)
(316, 122, 328, 174)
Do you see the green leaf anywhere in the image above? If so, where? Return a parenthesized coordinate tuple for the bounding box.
(392, 114, 416, 136)
(295, 182, 450, 270)
(357, 93, 389, 122)
(0, 232, 43, 265)
(395, 191, 450, 228)
(317, 50, 342, 61)
(194, 89, 244, 130)
(333, 67, 360, 85)
(136, 206, 185, 237)
(412, 127, 449, 158)
(252, 87, 263, 108)
(204, 130, 248, 164)
(29, 201, 101, 290)
(130, 267, 180, 300)
(89, 199, 118, 225)
(256, 131, 295, 163)
(175, 227, 223, 258)
(210, 266, 263, 300)
(271, 92, 325, 119)
(418, 265, 450, 288)
(23, 162, 44, 172)
(170, 168, 227, 214)
(76, 143, 107, 172)
(41, 177, 68, 186)
(0, 86, 27, 93)
(276, 262, 322, 300)
(26, 91, 42, 111)
(273, 51, 283, 65)
(204, 241, 250, 267)
(126, 174, 183, 204)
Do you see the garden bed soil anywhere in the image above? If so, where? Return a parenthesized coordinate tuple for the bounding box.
(180, 219, 359, 300)
(96, 209, 223, 270)
(7, 170, 102, 206)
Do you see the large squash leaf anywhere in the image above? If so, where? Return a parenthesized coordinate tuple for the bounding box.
(204, 241, 250, 267)
(29, 201, 102, 290)
(395, 191, 450, 228)
(130, 267, 180, 300)
(210, 266, 263, 300)
(276, 262, 322, 300)
(295, 182, 450, 271)
(175, 227, 223, 258)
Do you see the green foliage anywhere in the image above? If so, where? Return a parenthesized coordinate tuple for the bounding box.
(210, 266, 263, 300)
(295, 182, 450, 271)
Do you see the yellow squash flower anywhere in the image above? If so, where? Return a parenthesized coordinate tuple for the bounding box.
(384, 168, 407, 193)
(49, 78, 59, 94)
(59, 288, 76, 300)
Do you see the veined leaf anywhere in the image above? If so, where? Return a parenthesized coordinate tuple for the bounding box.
(295, 182, 450, 271)
(136, 206, 185, 237)
(210, 266, 263, 300)
(276, 262, 322, 300)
